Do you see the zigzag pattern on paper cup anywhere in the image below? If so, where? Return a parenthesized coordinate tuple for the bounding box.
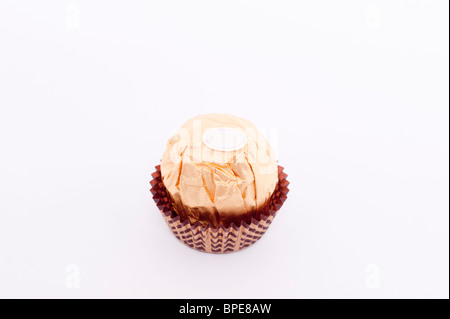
(150, 165, 289, 253)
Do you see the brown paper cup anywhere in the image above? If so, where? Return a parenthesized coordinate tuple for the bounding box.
(150, 165, 289, 253)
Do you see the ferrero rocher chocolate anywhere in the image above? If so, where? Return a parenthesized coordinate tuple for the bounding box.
(160, 114, 278, 228)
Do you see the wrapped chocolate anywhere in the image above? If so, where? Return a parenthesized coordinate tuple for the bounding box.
(151, 114, 289, 253)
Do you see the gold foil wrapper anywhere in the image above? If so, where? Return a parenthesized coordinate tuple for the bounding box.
(150, 165, 289, 254)
(160, 114, 279, 228)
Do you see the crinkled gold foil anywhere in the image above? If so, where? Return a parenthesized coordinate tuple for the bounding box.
(161, 114, 278, 228)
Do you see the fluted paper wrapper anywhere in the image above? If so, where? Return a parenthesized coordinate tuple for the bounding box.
(150, 165, 289, 253)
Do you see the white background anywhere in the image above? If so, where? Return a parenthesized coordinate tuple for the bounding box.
(0, 1, 448, 299)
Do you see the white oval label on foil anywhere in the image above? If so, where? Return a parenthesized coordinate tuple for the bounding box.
(203, 128, 247, 152)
